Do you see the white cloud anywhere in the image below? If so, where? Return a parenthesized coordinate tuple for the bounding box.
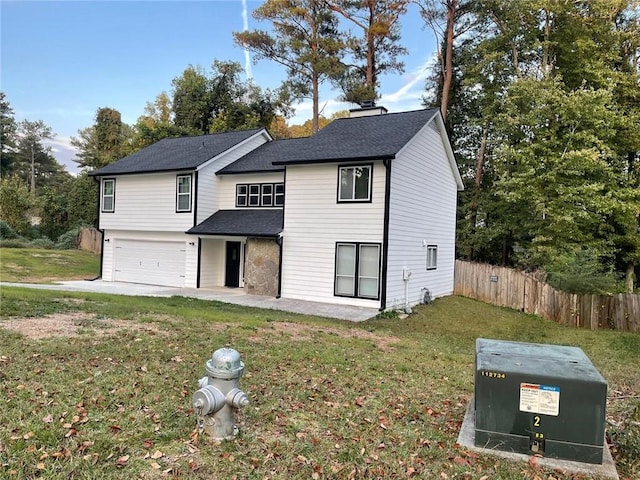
(44, 136, 80, 175)
(241, 0, 253, 80)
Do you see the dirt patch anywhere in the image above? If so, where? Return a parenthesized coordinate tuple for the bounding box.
(252, 321, 399, 352)
(0, 312, 167, 340)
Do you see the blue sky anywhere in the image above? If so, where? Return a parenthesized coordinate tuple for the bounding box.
(1, 0, 437, 173)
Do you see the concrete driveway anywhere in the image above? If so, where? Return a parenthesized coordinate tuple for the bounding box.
(1, 280, 379, 322)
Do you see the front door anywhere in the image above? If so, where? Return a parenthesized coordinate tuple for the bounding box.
(225, 241, 241, 287)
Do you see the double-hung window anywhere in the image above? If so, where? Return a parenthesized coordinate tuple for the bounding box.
(176, 174, 192, 212)
(426, 245, 438, 270)
(101, 178, 115, 213)
(335, 242, 381, 299)
(338, 164, 372, 202)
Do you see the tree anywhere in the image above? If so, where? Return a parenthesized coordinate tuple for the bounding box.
(325, 0, 408, 104)
(169, 61, 287, 135)
(16, 120, 54, 195)
(416, 0, 474, 121)
(0, 92, 17, 176)
(0, 175, 33, 235)
(72, 107, 132, 170)
(67, 173, 99, 227)
(234, 0, 344, 133)
(436, 0, 640, 292)
(172, 66, 212, 134)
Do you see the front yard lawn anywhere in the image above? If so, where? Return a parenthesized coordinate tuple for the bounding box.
(0, 287, 638, 479)
(0, 248, 100, 283)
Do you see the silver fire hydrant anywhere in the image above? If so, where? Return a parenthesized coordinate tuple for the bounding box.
(192, 347, 249, 440)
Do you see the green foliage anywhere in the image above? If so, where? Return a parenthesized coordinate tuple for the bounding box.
(29, 237, 55, 250)
(0, 220, 20, 239)
(444, 0, 640, 292)
(0, 238, 28, 248)
(55, 226, 83, 249)
(0, 91, 18, 176)
(0, 175, 33, 235)
(71, 108, 133, 170)
(234, 0, 344, 132)
(66, 173, 98, 227)
(544, 248, 622, 294)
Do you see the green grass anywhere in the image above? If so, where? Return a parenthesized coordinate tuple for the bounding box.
(0, 287, 638, 479)
(0, 248, 100, 283)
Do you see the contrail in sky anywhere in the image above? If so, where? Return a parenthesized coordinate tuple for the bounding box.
(241, 0, 253, 80)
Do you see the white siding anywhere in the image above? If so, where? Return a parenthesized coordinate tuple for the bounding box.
(99, 173, 196, 231)
(101, 230, 195, 284)
(217, 173, 285, 210)
(280, 162, 385, 308)
(199, 238, 226, 288)
(196, 133, 270, 223)
(385, 122, 459, 309)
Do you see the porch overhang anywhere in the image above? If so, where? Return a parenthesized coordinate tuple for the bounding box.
(187, 209, 283, 238)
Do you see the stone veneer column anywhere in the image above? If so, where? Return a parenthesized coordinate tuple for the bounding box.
(244, 238, 280, 296)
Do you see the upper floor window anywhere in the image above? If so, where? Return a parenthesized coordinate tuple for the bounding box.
(427, 245, 438, 270)
(338, 165, 372, 202)
(236, 183, 284, 208)
(101, 178, 115, 213)
(176, 174, 192, 212)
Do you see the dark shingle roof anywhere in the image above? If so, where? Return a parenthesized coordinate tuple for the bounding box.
(271, 108, 439, 165)
(90, 129, 264, 176)
(217, 139, 304, 174)
(187, 209, 283, 237)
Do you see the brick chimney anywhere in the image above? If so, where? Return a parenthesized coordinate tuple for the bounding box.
(349, 100, 388, 118)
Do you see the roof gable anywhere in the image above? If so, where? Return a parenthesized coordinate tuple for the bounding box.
(90, 128, 265, 176)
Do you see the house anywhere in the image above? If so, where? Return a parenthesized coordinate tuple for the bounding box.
(90, 106, 464, 311)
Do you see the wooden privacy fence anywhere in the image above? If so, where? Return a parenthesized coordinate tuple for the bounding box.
(78, 227, 102, 254)
(454, 260, 639, 332)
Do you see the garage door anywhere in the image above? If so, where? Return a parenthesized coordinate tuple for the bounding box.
(114, 240, 186, 287)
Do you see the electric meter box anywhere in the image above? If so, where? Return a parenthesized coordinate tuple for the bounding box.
(474, 338, 607, 464)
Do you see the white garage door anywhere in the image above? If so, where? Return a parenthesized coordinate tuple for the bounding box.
(114, 240, 186, 287)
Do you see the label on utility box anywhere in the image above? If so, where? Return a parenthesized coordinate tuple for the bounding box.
(519, 383, 560, 416)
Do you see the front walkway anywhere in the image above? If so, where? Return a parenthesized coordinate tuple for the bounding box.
(1, 280, 379, 322)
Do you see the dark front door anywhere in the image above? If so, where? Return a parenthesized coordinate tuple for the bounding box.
(225, 241, 241, 287)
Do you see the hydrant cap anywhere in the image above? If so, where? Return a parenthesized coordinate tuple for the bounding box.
(206, 347, 245, 379)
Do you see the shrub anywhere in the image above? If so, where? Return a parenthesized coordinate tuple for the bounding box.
(0, 220, 20, 240)
(29, 237, 55, 249)
(0, 238, 29, 248)
(544, 248, 621, 294)
(56, 226, 82, 250)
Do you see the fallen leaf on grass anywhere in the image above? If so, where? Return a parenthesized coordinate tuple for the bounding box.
(116, 455, 129, 467)
(151, 450, 163, 459)
(150, 462, 161, 469)
(42, 415, 53, 424)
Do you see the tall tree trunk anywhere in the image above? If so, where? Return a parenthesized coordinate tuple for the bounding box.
(440, 0, 457, 122)
(30, 143, 36, 195)
(312, 72, 320, 134)
(366, 0, 375, 93)
(625, 261, 635, 293)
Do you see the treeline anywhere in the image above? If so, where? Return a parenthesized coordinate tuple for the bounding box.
(425, 0, 639, 293)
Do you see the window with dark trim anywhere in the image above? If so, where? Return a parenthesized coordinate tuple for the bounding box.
(334, 242, 381, 299)
(236, 183, 284, 207)
(338, 164, 372, 202)
(427, 245, 438, 270)
(101, 178, 115, 213)
(176, 174, 192, 212)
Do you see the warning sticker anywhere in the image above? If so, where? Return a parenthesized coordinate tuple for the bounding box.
(519, 383, 560, 416)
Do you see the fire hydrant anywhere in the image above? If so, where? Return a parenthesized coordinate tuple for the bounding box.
(192, 347, 249, 440)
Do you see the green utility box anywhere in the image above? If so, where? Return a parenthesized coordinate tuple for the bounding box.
(474, 338, 607, 464)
